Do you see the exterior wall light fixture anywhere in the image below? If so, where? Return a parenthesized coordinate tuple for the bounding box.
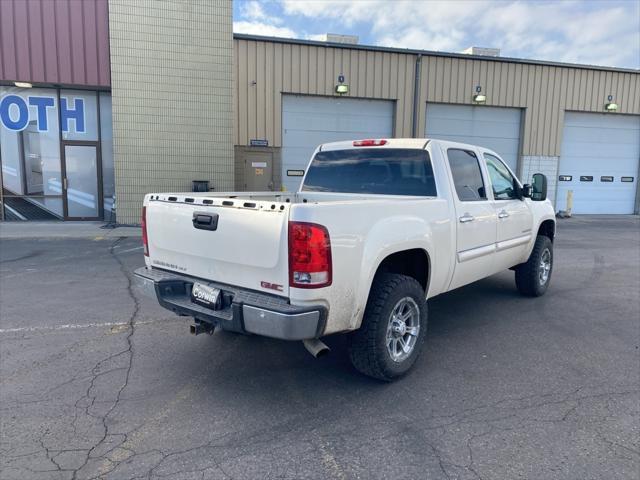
(14, 81, 32, 88)
(473, 85, 486, 104)
(335, 74, 349, 95)
(605, 95, 618, 112)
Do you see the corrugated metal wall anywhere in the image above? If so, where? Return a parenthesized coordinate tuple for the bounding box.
(234, 38, 640, 157)
(234, 39, 416, 146)
(0, 0, 111, 87)
(419, 57, 640, 156)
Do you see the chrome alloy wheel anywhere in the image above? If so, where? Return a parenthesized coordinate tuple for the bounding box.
(539, 248, 551, 285)
(386, 297, 420, 363)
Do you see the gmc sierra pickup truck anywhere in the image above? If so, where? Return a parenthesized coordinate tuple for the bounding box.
(135, 138, 556, 381)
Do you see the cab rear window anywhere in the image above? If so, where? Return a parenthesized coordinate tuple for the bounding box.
(301, 148, 437, 196)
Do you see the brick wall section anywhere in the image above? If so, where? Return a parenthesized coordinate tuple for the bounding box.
(521, 156, 559, 206)
(109, 0, 233, 224)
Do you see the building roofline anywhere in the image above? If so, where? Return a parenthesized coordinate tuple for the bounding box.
(233, 33, 640, 75)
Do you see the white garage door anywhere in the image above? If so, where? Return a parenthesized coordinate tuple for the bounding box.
(425, 103, 522, 172)
(556, 113, 640, 214)
(281, 95, 394, 191)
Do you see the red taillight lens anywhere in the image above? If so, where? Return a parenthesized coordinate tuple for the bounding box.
(353, 139, 387, 147)
(288, 221, 332, 289)
(141, 206, 149, 256)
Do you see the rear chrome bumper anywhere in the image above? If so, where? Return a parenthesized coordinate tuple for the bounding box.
(134, 267, 326, 340)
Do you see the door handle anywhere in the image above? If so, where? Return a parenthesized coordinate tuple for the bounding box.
(498, 210, 510, 219)
(63, 178, 68, 190)
(459, 213, 475, 223)
(192, 212, 219, 231)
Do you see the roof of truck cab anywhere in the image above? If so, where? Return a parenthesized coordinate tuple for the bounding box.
(319, 138, 431, 151)
(319, 138, 498, 154)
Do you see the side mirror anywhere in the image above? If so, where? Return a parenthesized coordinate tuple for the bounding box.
(531, 173, 548, 201)
(521, 184, 532, 198)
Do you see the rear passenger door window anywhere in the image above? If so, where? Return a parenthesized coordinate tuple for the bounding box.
(447, 149, 487, 201)
(484, 153, 518, 200)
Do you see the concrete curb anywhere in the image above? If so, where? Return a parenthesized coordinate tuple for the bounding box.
(0, 222, 141, 239)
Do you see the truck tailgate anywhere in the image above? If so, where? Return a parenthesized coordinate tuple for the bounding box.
(145, 196, 290, 296)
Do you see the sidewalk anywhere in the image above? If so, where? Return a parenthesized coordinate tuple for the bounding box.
(0, 221, 141, 239)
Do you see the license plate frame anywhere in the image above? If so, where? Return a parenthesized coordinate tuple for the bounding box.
(191, 282, 221, 310)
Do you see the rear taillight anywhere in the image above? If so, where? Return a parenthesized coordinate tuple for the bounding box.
(353, 139, 387, 146)
(141, 206, 149, 256)
(288, 221, 332, 289)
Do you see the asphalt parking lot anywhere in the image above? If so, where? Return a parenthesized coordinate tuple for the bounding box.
(1, 216, 638, 480)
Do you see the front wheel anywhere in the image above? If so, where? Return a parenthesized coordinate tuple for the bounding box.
(348, 273, 427, 381)
(515, 235, 553, 297)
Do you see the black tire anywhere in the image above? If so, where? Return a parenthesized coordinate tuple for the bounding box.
(515, 235, 553, 297)
(348, 273, 427, 381)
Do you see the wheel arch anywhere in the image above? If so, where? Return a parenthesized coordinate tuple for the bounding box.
(537, 219, 556, 242)
(374, 248, 431, 294)
(352, 247, 431, 331)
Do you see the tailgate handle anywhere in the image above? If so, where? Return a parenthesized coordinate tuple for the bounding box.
(192, 212, 219, 231)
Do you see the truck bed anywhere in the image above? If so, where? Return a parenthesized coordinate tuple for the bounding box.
(143, 191, 440, 301)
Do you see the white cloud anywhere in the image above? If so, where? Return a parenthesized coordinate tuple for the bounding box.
(240, 1, 283, 25)
(234, 1, 300, 38)
(278, 0, 640, 68)
(233, 21, 298, 39)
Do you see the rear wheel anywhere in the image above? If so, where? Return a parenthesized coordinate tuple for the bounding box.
(348, 273, 427, 381)
(515, 235, 553, 297)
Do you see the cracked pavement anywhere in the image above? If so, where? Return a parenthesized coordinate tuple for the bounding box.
(1, 216, 638, 479)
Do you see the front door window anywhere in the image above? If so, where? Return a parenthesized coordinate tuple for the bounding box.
(484, 153, 518, 200)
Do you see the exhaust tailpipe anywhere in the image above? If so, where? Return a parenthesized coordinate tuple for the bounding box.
(303, 339, 330, 358)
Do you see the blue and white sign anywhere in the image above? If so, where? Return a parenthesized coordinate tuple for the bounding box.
(0, 94, 85, 133)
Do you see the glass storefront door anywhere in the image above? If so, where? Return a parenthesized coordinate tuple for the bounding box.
(63, 144, 102, 219)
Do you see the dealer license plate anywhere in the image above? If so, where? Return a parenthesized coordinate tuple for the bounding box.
(191, 282, 221, 310)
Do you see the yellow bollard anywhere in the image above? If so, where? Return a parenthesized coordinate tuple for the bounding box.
(566, 190, 573, 217)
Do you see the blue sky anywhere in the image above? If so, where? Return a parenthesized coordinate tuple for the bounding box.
(233, 0, 640, 69)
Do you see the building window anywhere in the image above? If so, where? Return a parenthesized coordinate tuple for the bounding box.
(1, 86, 113, 221)
(1, 86, 63, 219)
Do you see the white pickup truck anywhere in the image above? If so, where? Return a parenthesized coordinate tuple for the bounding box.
(135, 138, 556, 380)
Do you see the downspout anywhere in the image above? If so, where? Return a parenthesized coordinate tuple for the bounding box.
(411, 54, 422, 138)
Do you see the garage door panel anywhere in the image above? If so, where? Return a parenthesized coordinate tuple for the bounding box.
(563, 127, 639, 145)
(282, 95, 394, 191)
(283, 112, 392, 132)
(426, 104, 474, 120)
(283, 96, 391, 116)
(561, 141, 637, 156)
(559, 153, 639, 171)
(557, 112, 639, 214)
(557, 185, 635, 214)
(427, 119, 475, 136)
(473, 107, 520, 123)
(565, 113, 640, 129)
(426, 103, 522, 172)
(472, 121, 520, 139)
(281, 148, 312, 169)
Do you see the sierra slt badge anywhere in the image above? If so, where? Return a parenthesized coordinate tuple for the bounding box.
(191, 283, 221, 309)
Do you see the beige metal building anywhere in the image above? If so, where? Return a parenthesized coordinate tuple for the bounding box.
(233, 34, 640, 214)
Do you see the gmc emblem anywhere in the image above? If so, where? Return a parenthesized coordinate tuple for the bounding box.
(261, 281, 283, 292)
